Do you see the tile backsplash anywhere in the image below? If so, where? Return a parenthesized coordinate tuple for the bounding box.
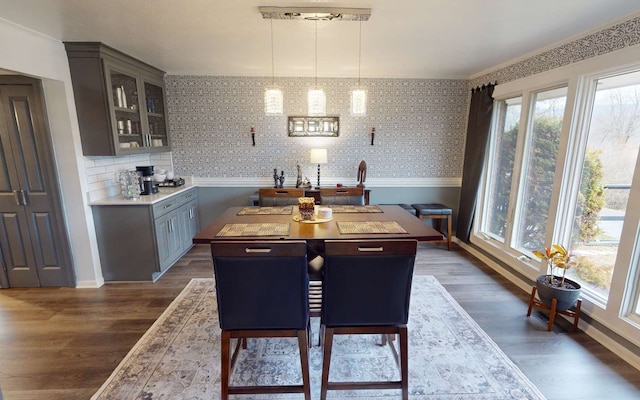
(85, 153, 173, 202)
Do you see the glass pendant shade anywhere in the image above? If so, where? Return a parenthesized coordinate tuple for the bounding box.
(308, 87, 326, 116)
(351, 88, 367, 116)
(264, 86, 283, 115)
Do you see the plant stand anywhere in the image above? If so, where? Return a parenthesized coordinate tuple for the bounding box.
(526, 286, 582, 332)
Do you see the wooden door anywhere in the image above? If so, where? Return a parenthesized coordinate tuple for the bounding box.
(0, 76, 74, 287)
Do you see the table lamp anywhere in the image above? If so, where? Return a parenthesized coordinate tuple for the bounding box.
(310, 148, 327, 188)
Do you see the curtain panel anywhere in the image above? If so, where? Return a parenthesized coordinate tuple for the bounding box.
(456, 84, 495, 242)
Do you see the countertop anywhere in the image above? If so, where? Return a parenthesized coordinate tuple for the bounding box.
(89, 182, 197, 206)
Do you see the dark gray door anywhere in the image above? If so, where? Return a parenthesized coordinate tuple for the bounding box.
(0, 76, 74, 287)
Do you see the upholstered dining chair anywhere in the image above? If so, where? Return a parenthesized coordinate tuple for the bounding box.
(320, 239, 418, 400)
(259, 188, 304, 206)
(211, 240, 311, 400)
(318, 187, 364, 205)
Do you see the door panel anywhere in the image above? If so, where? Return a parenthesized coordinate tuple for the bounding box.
(0, 211, 39, 287)
(0, 76, 74, 287)
(10, 95, 46, 193)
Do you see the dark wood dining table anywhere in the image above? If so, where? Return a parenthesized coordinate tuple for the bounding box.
(193, 205, 443, 243)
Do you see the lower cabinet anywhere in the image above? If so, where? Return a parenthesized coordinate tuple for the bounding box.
(92, 188, 198, 281)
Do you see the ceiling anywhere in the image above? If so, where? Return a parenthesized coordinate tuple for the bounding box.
(1, 0, 640, 79)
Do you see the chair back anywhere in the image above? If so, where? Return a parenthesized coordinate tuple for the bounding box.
(322, 239, 417, 327)
(211, 241, 309, 330)
(319, 187, 364, 205)
(259, 188, 304, 206)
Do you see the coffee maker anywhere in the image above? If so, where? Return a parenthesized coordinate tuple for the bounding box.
(136, 166, 159, 195)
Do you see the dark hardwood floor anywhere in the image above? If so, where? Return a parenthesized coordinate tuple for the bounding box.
(1, 243, 639, 399)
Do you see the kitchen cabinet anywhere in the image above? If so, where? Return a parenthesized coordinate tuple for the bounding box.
(91, 188, 198, 281)
(64, 42, 170, 156)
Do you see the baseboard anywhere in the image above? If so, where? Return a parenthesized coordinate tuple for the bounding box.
(75, 278, 105, 288)
(455, 238, 640, 372)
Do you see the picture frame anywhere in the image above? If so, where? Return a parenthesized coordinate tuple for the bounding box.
(288, 116, 339, 137)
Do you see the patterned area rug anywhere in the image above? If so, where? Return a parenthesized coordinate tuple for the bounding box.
(92, 276, 545, 400)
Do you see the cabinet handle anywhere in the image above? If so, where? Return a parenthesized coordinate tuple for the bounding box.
(189, 208, 193, 219)
(20, 190, 28, 206)
(13, 190, 21, 205)
(168, 220, 173, 232)
(164, 203, 174, 209)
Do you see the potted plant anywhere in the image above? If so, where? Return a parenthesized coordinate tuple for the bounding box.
(532, 244, 581, 312)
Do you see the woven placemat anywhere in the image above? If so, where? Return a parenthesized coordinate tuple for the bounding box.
(337, 221, 408, 234)
(237, 206, 293, 215)
(328, 205, 382, 213)
(216, 223, 290, 237)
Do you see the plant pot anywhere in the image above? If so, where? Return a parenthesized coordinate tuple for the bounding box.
(536, 275, 581, 312)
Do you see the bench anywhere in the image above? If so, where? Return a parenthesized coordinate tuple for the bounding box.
(378, 203, 416, 215)
(411, 203, 452, 250)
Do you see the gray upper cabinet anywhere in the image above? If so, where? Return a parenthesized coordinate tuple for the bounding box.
(64, 42, 170, 156)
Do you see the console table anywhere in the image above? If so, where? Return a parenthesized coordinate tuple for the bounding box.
(250, 187, 371, 206)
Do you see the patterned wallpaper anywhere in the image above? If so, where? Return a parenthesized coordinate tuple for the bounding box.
(471, 15, 640, 88)
(165, 76, 469, 182)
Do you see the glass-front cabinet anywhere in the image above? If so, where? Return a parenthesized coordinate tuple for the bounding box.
(65, 42, 170, 156)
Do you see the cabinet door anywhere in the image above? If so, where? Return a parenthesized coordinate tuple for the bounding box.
(103, 59, 144, 152)
(178, 199, 199, 253)
(154, 210, 181, 272)
(142, 75, 169, 150)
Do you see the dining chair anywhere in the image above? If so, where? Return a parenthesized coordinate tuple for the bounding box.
(211, 240, 311, 400)
(320, 239, 418, 400)
(318, 187, 365, 205)
(259, 188, 304, 206)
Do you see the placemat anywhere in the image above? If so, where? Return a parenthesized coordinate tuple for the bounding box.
(216, 223, 290, 237)
(328, 205, 383, 213)
(237, 206, 293, 215)
(337, 221, 408, 234)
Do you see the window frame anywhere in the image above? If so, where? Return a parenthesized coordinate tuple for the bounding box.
(470, 45, 640, 346)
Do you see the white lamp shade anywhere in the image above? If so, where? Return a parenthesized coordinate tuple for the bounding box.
(310, 148, 328, 164)
(264, 86, 283, 115)
(307, 88, 326, 116)
(351, 88, 367, 116)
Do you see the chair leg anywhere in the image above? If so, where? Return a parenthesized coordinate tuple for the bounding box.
(446, 215, 452, 251)
(399, 327, 409, 400)
(297, 330, 312, 400)
(320, 327, 335, 400)
(220, 331, 231, 400)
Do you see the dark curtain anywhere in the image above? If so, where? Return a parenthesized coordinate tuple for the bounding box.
(456, 84, 495, 243)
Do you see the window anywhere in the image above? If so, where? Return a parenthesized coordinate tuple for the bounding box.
(514, 87, 568, 253)
(482, 97, 522, 242)
(567, 71, 640, 303)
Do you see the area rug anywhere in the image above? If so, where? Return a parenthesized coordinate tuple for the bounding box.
(92, 276, 546, 399)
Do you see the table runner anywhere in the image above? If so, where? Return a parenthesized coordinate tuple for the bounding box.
(328, 205, 382, 213)
(337, 221, 408, 234)
(216, 223, 290, 237)
(237, 206, 293, 215)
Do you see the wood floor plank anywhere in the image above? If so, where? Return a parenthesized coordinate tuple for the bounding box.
(1, 243, 639, 399)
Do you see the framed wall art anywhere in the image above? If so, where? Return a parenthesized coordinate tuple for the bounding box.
(288, 116, 339, 137)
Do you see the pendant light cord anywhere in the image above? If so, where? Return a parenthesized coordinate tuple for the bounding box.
(315, 18, 318, 87)
(357, 20, 362, 86)
(270, 19, 275, 85)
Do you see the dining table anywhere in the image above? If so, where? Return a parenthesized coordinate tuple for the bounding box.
(192, 205, 444, 243)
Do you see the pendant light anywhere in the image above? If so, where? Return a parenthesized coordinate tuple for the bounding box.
(308, 18, 326, 116)
(351, 20, 366, 116)
(265, 19, 283, 115)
